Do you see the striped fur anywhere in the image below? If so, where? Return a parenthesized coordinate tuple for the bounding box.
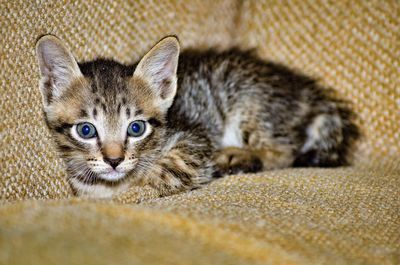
(36, 35, 358, 198)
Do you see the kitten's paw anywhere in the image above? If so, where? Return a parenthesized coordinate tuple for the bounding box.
(213, 147, 263, 175)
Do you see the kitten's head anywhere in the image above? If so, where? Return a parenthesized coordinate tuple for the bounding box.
(36, 35, 180, 186)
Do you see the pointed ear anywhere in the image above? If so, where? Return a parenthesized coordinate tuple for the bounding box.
(36, 35, 82, 106)
(133, 36, 180, 112)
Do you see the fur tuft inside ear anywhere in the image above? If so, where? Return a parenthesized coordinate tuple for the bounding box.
(133, 36, 180, 112)
(36, 35, 82, 106)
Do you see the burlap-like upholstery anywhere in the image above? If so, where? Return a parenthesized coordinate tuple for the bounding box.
(1, 165, 399, 264)
(1, 0, 399, 264)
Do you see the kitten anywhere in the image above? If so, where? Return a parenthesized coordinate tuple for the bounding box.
(35, 35, 358, 198)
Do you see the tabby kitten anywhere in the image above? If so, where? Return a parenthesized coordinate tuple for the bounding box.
(36, 35, 357, 198)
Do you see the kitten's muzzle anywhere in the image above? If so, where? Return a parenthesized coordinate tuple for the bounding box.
(104, 157, 123, 169)
(102, 142, 124, 169)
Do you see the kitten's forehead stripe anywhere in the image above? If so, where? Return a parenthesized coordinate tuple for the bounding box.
(93, 108, 97, 118)
(101, 103, 107, 113)
(135, 109, 143, 116)
(122, 97, 127, 104)
(126, 107, 131, 118)
(91, 82, 97, 93)
(80, 109, 88, 118)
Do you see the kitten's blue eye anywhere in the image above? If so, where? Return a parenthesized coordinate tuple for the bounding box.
(76, 122, 97, 139)
(127, 120, 146, 137)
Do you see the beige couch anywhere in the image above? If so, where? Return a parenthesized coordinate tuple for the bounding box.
(1, 1, 399, 264)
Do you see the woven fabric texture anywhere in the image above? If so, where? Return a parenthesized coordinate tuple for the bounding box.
(1, 165, 399, 265)
(1, 0, 399, 264)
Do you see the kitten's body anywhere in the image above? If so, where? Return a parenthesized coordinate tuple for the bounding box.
(36, 36, 357, 198)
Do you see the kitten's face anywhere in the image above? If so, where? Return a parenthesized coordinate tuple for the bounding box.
(36, 35, 179, 185)
(47, 72, 165, 183)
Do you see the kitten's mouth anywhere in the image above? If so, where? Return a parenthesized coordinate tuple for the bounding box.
(98, 170, 127, 182)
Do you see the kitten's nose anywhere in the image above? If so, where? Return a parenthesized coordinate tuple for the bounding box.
(102, 142, 124, 169)
(104, 157, 123, 169)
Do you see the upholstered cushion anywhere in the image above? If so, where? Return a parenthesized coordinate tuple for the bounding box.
(1, 165, 399, 264)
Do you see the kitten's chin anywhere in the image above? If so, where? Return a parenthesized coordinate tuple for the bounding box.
(98, 171, 127, 182)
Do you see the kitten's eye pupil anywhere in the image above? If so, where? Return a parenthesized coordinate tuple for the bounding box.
(128, 120, 146, 137)
(76, 122, 97, 139)
(82, 125, 91, 135)
(131, 123, 140, 133)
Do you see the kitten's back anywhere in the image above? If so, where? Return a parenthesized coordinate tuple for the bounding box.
(170, 49, 358, 167)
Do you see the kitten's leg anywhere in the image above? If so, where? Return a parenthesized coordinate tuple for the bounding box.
(134, 132, 214, 196)
(214, 109, 296, 174)
(213, 147, 263, 175)
(213, 145, 294, 175)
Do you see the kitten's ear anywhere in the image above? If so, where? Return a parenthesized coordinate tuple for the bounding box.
(36, 35, 82, 106)
(133, 36, 180, 112)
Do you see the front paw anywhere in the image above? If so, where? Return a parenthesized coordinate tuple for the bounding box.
(213, 147, 263, 175)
